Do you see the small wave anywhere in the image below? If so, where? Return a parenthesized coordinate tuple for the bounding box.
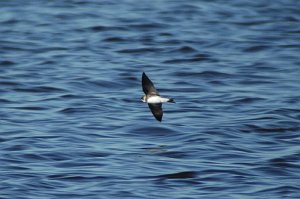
(86, 79, 121, 89)
(128, 126, 180, 137)
(157, 151, 189, 159)
(13, 86, 66, 93)
(102, 37, 127, 42)
(47, 174, 107, 181)
(58, 107, 91, 114)
(169, 46, 198, 53)
(37, 60, 57, 65)
(0, 98, 12, 103)
(254, 185, 299, 196)
(0, 81, 23, 86)
(117, 47, 164, 54)
(0, 60, 16, 66)
(269, 157, 300, 169)
(243, 45, 271, 52)
(12, 106, 49, 111)
(21, 153, 47, 161)
(155, 171, 197, 179)
(163, 53, 215, 64)
(238, 79, 275, 85)
(231, 97, 265, 104)
(174, 70, 233, 78)
(244, 124, 300, 133)
(59, 94, 82, 99)
(233, 20, 272, 26)
(87, 25, 127, 32)
(128, 22, 167, 30)
(4, 144, 28, 151)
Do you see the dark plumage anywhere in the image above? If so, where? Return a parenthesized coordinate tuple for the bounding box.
(141, 72, 175, 122)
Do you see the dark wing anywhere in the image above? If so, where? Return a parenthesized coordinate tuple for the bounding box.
(142, 72, 159, 95)
(148, 103, 163, 122)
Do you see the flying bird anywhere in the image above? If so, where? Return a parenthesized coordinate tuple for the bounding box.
(141, 72, 175, 122)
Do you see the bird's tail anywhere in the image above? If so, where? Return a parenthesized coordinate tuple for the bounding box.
(168, 98, 175, 103)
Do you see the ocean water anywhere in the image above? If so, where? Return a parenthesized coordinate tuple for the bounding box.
(1, 0, 300, 198)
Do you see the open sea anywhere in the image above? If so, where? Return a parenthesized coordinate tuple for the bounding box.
(1, 0, 300, 198)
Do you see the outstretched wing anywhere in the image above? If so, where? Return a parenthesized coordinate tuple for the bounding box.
(148, 103, 163, 122)
(142, 72, 159, 95)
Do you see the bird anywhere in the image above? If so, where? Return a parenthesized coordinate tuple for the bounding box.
(141, 72, 175, 122)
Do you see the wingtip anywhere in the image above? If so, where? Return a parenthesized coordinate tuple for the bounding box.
(158, 116, 162, 122)
(155, 116, 162, 122)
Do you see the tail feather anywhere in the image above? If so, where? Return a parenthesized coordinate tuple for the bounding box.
(168, 98, 175, 103)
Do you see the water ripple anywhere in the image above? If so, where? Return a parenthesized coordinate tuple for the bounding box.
(1, 0, 300, 198)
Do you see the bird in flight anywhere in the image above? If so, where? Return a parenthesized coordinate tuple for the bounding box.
(141, 72, 175, 122)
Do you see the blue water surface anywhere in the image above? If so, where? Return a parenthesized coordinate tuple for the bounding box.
(1, 0, 300, 198)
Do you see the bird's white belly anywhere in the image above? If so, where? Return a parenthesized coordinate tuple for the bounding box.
(147, 96, 168, 103)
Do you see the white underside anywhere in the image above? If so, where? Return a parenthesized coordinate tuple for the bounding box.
(147, 96, 169, 103)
